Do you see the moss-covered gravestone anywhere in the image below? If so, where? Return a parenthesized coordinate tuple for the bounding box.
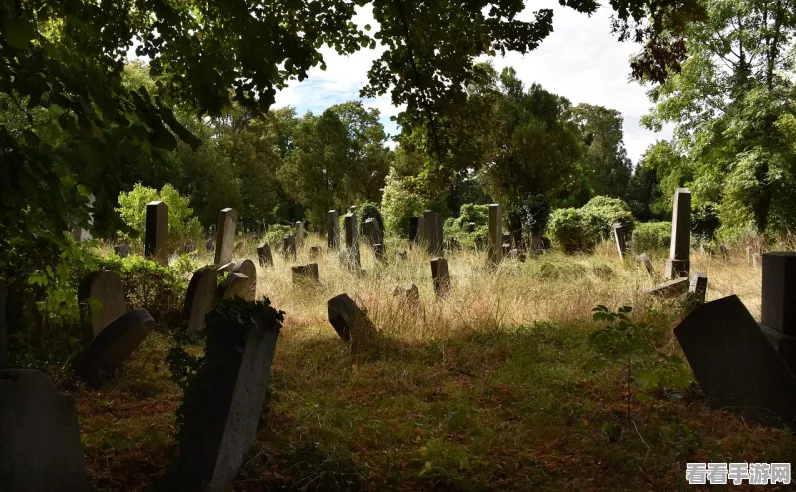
(174, 298, 282, 491)
(78, 270, 126, 342)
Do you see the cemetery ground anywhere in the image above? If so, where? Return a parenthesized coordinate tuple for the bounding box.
(48, 238, 794, 491)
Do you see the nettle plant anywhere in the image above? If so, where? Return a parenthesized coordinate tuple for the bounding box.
(586, 305, 692, 431)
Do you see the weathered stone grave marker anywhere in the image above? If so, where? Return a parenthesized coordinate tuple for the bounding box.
(409, 217, 419, 244)
(364, 217, 383, 246)
(309, 246, 321, 260)
(145, 200, 168, 264)
(295, 221, 304, 249)
(328, 210, 340, 249)
(613, 223, 626, 261)
(759, 252, 796, 374)
(642, 277, 689, 298)
(219, 273, 250, 300)
(674, 295, 796, 426)
(182, 266, 217, 333)
(328, 293, 376, 351)
(637, 253, 654, 275)
(423, 210, 437, 255)
(488, 204, 502, 265)
(257, 243, 273, 267)
(747, 246, 754, 265)
(72, 308, 154, 383)
(183, 242, 196, 254)
(206, 238, 214, 252)
(214, 208, 237, 266)
(431, 257, 451, 298)
(396, 249, 408, 261)
(282, 233, 297, 261)
(688, 271, 708, 305)
(630, 230, 639, 251)
(114, 243, 130, 258)
(292, 263, 320, 284)
(465, 222, 476, 233)
(231, 259, 257, 301)
(78, 271, 127, 342)
(344, 212, 361, 270)
(0, 369, 89, 492)
(175, 300, 281, 491)
(719, 244, 729, 260)
(665, 188, 691, 279)
(394, 282, 420, 305)
(752, 252, 762, 269)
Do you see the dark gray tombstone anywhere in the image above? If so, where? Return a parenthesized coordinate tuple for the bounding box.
(145, 200, 168, 264)
(688, 271, 708, 305)
(434, 213, 444, 256)
(219, 273, 250, 300)
(328, 293, 376, 351)
(328, 210, 340, 249)
(665, 188, 691, 279)
(373, 243, 386, 262)
(431, 257, 450, 298)
(309, 246, 321, 260)
(409, 217, 419, 243)
(674, 295, 796, 426)
(294, 221, 304, 249)
(72, 308, 154, 383)
(0, 369, 89, 492)
(78, 270, 127, 342)
(349, 205, 357, 213)
(363, 217, 383, 246)
(0, 279, 6, 368)
(637, 253, 654, 275)
(282, 233, 297, 261)
(183, 266, 218, 333)
(719, 244, 729, 259)
(183, 242, 196, 254)
(423, 210, 436, 255)
(257, 243, 273, 268)
(292, 264, 320, 284)
(396, 249, 408, 261)
(175, 302, 281, 491)
(613, 223, 626, 261)
(465, 222, 476, 233)
(488, 204, 502, 265)
(394, 282, 420, 305)
(344, 213, 360, 270)
(114, 243, 131, 258)
(231, 259, 257, 301)
(206, 238, 215, 252)
(214, 208, 237, 266)
(761, 252, 796, 335)
(417, 216, 426, 244)
(630, 230, 639, 251)
(752, 253, 762, 269)
(642, 277, 689, 298)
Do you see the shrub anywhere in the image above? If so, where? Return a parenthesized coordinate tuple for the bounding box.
(263, 224, 295, 248)
(581, 196, 635, 239)
(692, 202, 720, 242)
(116, 183, 204, 250)
(546, 208, 593, 252)
(634, 222, 671, 251)
(380, 168, 425, 237)
(444, 203, 489, 249)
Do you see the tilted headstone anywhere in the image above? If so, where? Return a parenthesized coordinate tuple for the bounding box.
(752, 253, 762, 269)
(309, 246, 321, 260)
(674, 295, 796, 426)
(219, 273, 250, 300)
(214, 208, 238, 266)
(665, 188, 691, 279)
(363, 217, 383, 246)
(295, 221, 304, 249)
(642, 277, 689, 298)
(175, 301, 281, 491)
(344, 213, 360, 269)
(393, 282, 420, 305)
(206, 238, 215, 252)
(78, 270, 127, 342)
(231, 259, 257, 301)
(488, 204, 502, 265)
(282, 233, 297, 261)
(637, 253, 654, 275)
(613, 223, 626, 261)
(72, 308, 154, 383)
(145, 200, 168, 265)
(114, 243, 130, 258)
(0, 369, 89, 492)
(328, 210, 340, 249)
(292, 263, 320, 284)
(688, 271, 708, 305)
(409, 217, 419, 243)
(327, 293, 376, 351)
(257, 243, 273, 267)
(431, 257, 450, 298)
(182, 266, 218, 333)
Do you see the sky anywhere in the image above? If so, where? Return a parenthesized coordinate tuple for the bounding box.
(272, 1, 674, 165)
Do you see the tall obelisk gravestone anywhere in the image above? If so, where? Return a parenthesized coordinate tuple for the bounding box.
(665, 188, 691, 279)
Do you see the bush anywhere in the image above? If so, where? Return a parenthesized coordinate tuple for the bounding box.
(116, 183, 204, 250)
(634, 222, 671, 251)
(693, 202, 720, 242)
(380, 168, 425, 237)
(444, 203, 489, 249)
(547, 208, 592, 252)
(263, 224, 295, 248)
(581, 196, 635, 239)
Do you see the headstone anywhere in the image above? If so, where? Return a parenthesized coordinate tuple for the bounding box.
(72, 308, 154, 383)
(423, 210, 436, 255)
(488, 204, 502, 265)
(206, 238, 215, 252)
(502, 243, 511, 255)
(219, 273, 250, 300)
(295, 221, 304, 249)
(71, 193, 95, 242)
(396, 249, 408, 261)
(541, 237, 552, 250)
(761, 252, 796, 335)
(344, 213, 360, 269)
(257, 243, 273, 268)
(309, 246, 321, 260)
(502, 232, 512, 249)
(327, 293, 376, 351)
(78, 271, 127, 342)
(509, 249, 526, 262)
(0, 280, 6, 368)
(642, 277, 689, 298)
(217, 262, 235, 273)
(349, 205, 357, 213)
(182, 266, 217, 333)
(183, 242, 196, 254)
(373, 243, 386, 262)
(465, 222, 476, 233)
(292, 263, 320, 284)
(175, 301, 281, 491)
(214, 208, 238, 266)
(612, 223, 626, 260)
(630, 230, 639, 251)
(688, 271, 708, 305)
(231, 259, 257, 301)
(434, 213, 444, 256)
(719, 244, 729, 259)
(665, 188, 691, 279)
(637, 253, 654, 275)
(282, 234, 297, 261)
(145, 200, 168, 264)
(409, 217, 419, 243)
(328, 210, 340, 249)
(363, 218, 383, 246)
(393, 283, 420, 305)
(114, 243, 130, 258)
(416, 216, 426, 244)
(674, 295, 796, 426)
(752, 253, 761, 269)
(0, 369, 89, 492)
(747, 246, 754, 265)
(430, 257, 450, 298)
(530, 233, 542, 252)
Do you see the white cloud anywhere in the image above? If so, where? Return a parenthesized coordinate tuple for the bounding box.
(273, 1, 674, 163)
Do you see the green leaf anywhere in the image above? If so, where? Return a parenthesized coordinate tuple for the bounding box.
(4, 18, 36, 49)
